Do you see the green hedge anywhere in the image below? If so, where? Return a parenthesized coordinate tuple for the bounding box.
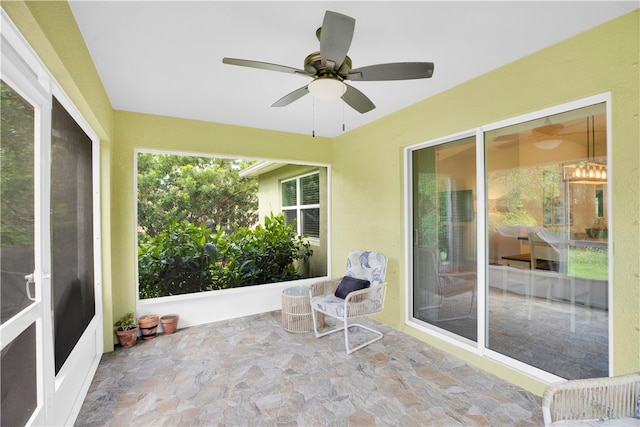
(138, 213, 312, 299)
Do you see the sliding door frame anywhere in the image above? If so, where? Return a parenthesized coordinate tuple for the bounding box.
(404, 92, 612, 384)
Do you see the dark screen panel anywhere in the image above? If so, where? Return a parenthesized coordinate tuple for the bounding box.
(51, 97, 95, 374)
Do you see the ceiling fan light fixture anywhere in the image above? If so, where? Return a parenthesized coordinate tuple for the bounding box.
(308, 77, 346, 101)
(534, 138, 563, 150)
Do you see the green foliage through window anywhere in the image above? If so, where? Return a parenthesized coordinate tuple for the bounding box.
(138, 214, 313, 299)
(1, 81, 35, 248)
(137, 153, 258, 237)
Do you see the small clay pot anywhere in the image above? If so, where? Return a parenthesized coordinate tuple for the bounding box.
(138, 314, 159, 340)
(116, 327, 138, 348)
(160, 314, 179, 335)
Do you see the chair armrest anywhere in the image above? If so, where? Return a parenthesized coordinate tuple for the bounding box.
(439, 272, 476, 279)
(309, 277, 342, 298)
(542, 373, 640, 426)
(438, 273, 476, 297)
(344, 283, 386, 317)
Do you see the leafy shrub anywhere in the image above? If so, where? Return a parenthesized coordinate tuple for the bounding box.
(138, 214, 313, 298)
(211, 213, 312, 289)
(138, 221, 221, 298)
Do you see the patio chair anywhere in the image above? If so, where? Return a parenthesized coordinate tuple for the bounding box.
(542, 373, 640, 426)
(529, 228, 589, 308)
(414, 246, 476, 322)
(309, 250, 387, 354)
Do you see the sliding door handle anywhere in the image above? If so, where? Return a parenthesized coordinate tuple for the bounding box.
(24, 273, 36, 301)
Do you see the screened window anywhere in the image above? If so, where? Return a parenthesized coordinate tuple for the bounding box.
(282, 172, 320, 238)
(51, 96, 95, 374)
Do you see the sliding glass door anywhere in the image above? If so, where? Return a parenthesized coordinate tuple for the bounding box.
(408, 97, 609, 380)
(485, 102, 608, 379)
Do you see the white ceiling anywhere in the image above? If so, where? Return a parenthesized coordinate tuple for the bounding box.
(69, 1, 638, 138)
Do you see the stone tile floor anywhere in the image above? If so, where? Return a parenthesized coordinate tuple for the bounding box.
(76, 311, 543, 426)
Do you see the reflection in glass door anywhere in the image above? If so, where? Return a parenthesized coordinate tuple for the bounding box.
(485, 102, 608, 379)
(411, 136, 478, 342)
(0, 80, 43, 426)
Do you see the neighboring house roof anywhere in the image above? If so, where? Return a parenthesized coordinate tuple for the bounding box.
(239, 161, 287, 178)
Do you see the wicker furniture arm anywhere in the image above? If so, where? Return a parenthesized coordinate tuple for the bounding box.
(439, 271, 476, 296)
(343, 283, 387, 317)
(309, 278, 342, 298)
(542, 373, 640, 426)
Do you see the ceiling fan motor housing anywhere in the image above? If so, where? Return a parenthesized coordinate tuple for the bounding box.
(304, 52, 352, 79)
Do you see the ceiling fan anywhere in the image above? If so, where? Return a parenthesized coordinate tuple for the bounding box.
(222, 10, 434, 114)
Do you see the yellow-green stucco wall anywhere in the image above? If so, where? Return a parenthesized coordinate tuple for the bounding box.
(3, 1, 638, 396)
(110, 112, 333, 331)
(329, 9, 639, 394)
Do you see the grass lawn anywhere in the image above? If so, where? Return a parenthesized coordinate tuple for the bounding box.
(569, 247, 608, 280)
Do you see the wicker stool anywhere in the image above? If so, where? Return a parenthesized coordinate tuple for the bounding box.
(281, 285, 324, 333)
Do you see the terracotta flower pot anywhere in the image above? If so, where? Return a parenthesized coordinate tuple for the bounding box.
(116, 327, 138, 348)
(138, 314, 159, 340)
(160, 314, 179, 335)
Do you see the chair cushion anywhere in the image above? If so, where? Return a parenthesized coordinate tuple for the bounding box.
(345, 251, 387, 285)
(311, 293, 383, 319)
(335, 276, 370, 299)
(311, 294, 347, 318)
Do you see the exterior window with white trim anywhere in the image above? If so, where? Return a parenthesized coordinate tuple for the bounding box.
(282, 172, 320, 238)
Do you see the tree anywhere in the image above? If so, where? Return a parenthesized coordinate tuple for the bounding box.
(1, 81, 35, 248)
(137, 153, 258, 236)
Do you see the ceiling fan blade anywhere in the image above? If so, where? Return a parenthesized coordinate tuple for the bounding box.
(222, 58, 311, 76)
(347, 62, 435, 81)
(320, 11, 355, 71)
(271, 85, 310, 107)
(341, 84, 375, 114)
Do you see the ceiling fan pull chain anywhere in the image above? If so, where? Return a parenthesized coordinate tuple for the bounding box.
(312, 98, 316, 137)
(342, 100, 345, 132)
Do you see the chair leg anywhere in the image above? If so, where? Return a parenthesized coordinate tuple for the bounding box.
(344, 321, 383, 354)
(312, 309, 383, 354)
(312, 308, 345, 338)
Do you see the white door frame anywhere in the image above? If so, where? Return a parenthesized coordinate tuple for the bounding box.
(49, 84, 104, 427)
(1, 10, 103, 426)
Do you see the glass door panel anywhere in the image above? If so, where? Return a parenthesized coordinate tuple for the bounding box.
(485, 103, 608, 379)
(1, 324, 37, 426)
(1, 81, 35, 324)
(411, 136, 478, 342)
(0, 80, 42, 426)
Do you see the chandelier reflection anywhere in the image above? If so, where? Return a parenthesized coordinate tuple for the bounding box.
(563, 161, 607, 183)
(563, 115, 607, 184)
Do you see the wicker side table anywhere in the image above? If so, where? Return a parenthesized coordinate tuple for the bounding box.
(281, 285, 324, 333)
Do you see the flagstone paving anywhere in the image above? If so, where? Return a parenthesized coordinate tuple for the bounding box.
(76, 311, 543, 426)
